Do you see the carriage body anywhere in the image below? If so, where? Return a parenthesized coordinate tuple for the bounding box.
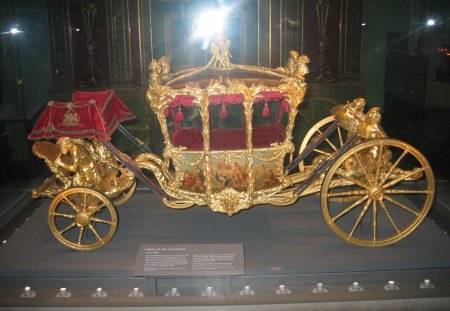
(144, 42, 310, 215)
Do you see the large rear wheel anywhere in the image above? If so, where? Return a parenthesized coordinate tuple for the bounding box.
(321, 139, 435, 247)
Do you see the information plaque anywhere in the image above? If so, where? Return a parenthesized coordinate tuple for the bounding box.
(134, 244, 244, 276)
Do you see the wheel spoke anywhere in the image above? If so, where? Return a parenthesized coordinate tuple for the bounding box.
(315, 128, 324, 136)
(332, 195, 369, 222)
(89, 202, 107, 214)
(384, 195, 420, 217)
(380, 149, 408, 184)
(379, 199, 401, 234)
(327, 189, 367, 197)
(58, 222, 77, 235)
(372, 201, 378, 242)
(83, 191, 87, 209)
(313, 148, 332, 157)
(77, 226, 85, 245)
(53, 212, 75, 219)
(324, 137, 338, 152)
(355, 153, 373, 186)
(62, 197, 79, 212)
(382, 168, 425, 190)
(336, 169, 369, 189)
(384, 189, 430, 195)
(375, 145, 384, 183)
(88, 223, 102, 241)
(349, 199, 372, 237)
(92, 217, 113, 225)
(337, 127, 344, 147)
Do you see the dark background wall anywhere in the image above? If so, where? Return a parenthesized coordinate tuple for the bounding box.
(0, 0, 51, 181)
(362, 0, 450, 179)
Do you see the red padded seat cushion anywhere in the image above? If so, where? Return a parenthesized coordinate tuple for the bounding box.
(172, 128, 204, 150)
(210, 129, 246, 150)
(252, 126, 284, 148)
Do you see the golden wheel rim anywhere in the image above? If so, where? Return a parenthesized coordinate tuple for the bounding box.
(321, 139, 435, 247)
(113, 180, 136, 206)
(48, 187, 118, 251)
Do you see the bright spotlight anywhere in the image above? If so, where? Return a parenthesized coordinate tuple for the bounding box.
(194, 7, 229, 40)
(427, 19, 435, 26)
(10, 27, 20, 34)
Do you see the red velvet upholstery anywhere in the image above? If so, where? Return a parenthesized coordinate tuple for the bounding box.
(252, 126, 285, 148)
(172, 128, 204, 150)
(167, 92, 287, 150)
(171, 126, 285, 150)
(72, 90, 136, 136)
(210, 129, 246, 150)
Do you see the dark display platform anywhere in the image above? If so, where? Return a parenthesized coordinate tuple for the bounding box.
(1, 187, 450, 308)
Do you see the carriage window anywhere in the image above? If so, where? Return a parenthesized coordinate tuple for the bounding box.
(252, 100, 279, 126)
(209, 103, 244, 129)
(209, 102, 246, 150)
(167, 104, 204, 150)
(178, 106, 202, 129)
(279, 106, 289, 128)
(165, 105, 202, 132)
(252, 99, 286, 148)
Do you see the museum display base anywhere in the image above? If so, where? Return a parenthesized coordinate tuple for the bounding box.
(1, 182, 450, 309)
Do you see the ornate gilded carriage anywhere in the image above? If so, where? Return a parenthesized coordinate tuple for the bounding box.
(144, 39, 310, 215)
(29, 37, 435, 250)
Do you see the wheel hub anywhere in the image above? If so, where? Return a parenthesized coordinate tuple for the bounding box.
(369, 185, 384, 201)
(75, 212, 91, 227)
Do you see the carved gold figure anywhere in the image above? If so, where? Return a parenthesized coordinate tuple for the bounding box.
(31, 35, 435, 250)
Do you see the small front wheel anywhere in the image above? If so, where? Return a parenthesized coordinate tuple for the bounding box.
(321, 139, 435, 247)
(48, 187, 118, 251)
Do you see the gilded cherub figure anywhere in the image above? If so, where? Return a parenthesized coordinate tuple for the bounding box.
(211, 34, 232, 68)
(331, 97, 366, 136)
(278, 50, 310, 80)
(149, 56, 170, 87)
(357, 107, 387, 140)
(55, 137, 101, 188)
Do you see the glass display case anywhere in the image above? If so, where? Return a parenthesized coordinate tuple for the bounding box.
(0, 0, 449, 309)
